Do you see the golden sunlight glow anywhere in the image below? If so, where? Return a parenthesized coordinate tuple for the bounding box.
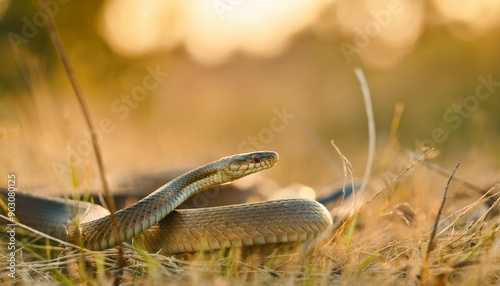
(99, 1, 182, 55)
(99, 0, 332, 65)
(432, 0, 500, 39)
(0, 0, 10, 19)
(335, 0, 425, 69)
(98, 0, 500, 68)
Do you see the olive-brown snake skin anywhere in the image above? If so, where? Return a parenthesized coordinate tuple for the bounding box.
(0, 151, 333, 254)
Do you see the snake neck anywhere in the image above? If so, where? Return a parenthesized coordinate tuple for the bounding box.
(68, 165, 230, 250)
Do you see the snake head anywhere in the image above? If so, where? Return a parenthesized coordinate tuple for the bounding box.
(224, 151, 279, 178)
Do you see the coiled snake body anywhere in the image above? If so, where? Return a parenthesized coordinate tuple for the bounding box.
(1, 151, 333, 254)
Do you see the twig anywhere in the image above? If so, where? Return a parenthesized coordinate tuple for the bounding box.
(421, 162, 460, 284)
(354, 68, 375, 194)
(40, 1, 124, 284)
(39, 0, 115, 216)
(427, 163, 460, 253)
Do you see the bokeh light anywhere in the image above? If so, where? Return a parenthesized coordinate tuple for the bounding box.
(99, 0, 333, 65)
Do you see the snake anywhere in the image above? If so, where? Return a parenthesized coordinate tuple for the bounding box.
(0, 151, 333, 254)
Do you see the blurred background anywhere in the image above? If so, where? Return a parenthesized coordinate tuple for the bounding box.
(0, 0, 499, 196)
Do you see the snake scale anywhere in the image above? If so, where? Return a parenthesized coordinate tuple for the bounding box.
(0, 151, 333, 254)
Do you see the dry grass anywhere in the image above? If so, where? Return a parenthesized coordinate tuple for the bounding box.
(2, 153, 500, 285)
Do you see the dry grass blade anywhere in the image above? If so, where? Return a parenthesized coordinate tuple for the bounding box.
(330, 140, 356, 209)
(0, 213, 80, 250)
(327, 68, 374, 214)
(363, 149, 435, 209)
(406, 150, 486, 194)
(379, 102, 404, 171)
(437, 185, 500, 236)
(354, 68, 375, 194)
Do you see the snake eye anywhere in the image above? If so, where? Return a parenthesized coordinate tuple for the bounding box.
(251, 154, 261, 163)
